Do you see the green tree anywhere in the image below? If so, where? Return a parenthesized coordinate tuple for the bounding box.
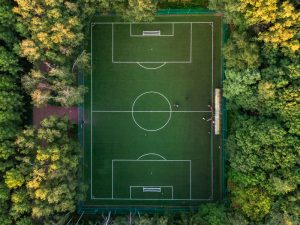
(0, 183, 11, 225)
(113, 0, 156, 22)
(10, 189, 31, 219)
(223, 32, 261, 71)
(0, 47, 21, 75)
(193, 203, 230, 225)
(231, 187, 271, 221)
(79, 0, 157, 22)
(0, 1, 25, 224)
(223, 69, 261, 110)
(0, 0, 18, 47)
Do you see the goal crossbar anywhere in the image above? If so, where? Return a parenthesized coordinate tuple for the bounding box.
(143, 30, 161, 36)
(143, 187, 161, 193)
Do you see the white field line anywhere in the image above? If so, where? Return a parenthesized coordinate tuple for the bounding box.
(130, 22, 174, 37)
(211, 22, 214, 199)
(112, 22, 195, 64)
(112, 160, 191, 199)
(190, 162, 192, 199)
(113, 159, 191, 162)
(112, 23, 114, 63)
(130, 186, 174, 199)
(112, 160, 114, 198)
(93, 22, 213, 24)
(90, 23, 93, 199)
(113, 61, 191, 63)
(190, 23, 193, 63)
(90, 22, 215, 201)
(91, 197, 212, 201)
(137, 62, 167, 70)
(137, 153, 167, 160)
(92, 110, 212, 113)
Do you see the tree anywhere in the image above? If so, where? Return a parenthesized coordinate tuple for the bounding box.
(0, 47, 21, 75)
(231, 187, 271, 221)
(4, 168, 25, 190)
(223, 69, 260, 111)
(10, 189, 31, 220)
(0, 0, 18, 47)
(193, 203, 230, 225)
(22, 66, 87, 107)
(79, 0, 157, 22)
(223, 0, 300, 52)
(72, 50, 91, 73)
(14, 116, 81, 224)
(13, 0, 84, 64)
(0, 183, 11, 225)
(223, 32, 261, 71)
(113, 0, 156, 22)
(226, 115, 299, 222)
(0, 1, 24, 223)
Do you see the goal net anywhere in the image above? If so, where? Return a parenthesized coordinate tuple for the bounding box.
(143, 30, 161, 36)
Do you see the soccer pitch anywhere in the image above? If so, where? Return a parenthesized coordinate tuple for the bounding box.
(82, 14, 224, 209)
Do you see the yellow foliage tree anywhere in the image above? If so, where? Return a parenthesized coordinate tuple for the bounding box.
(258, 2, 300, 52)
(13, 0, 84, 63)
(225, 0, 300, 52)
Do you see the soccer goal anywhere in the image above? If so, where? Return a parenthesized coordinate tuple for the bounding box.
(143, 30, 161, 36)
(130, 186, 173, 199)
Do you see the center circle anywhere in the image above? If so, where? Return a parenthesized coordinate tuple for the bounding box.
(132, 91, 172, 132)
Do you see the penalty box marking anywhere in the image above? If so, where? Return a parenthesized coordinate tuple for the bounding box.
(112, 23, 192, 63)
(130, 23, 175, 37)
(109, 22, 213, 64)
(90, 21, 215, 200)
(111, 159, 191, 200)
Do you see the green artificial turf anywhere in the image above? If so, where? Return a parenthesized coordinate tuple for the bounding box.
(82, 14, 223, 209)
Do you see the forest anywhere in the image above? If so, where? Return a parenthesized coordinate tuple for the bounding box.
(0, 0, 299, 224)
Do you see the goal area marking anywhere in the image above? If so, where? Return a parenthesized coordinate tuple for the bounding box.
(130, 186, 174, 200)
(130, 23, 174, 37)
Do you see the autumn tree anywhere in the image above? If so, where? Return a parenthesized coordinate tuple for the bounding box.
(79, 0, 157, 22)
(13, 0, 84, 64)
(222, 0, 300, 52)
(113, 0, 156, 22)
(14, 116, 81, 224)
(22, 66, 86, 107)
